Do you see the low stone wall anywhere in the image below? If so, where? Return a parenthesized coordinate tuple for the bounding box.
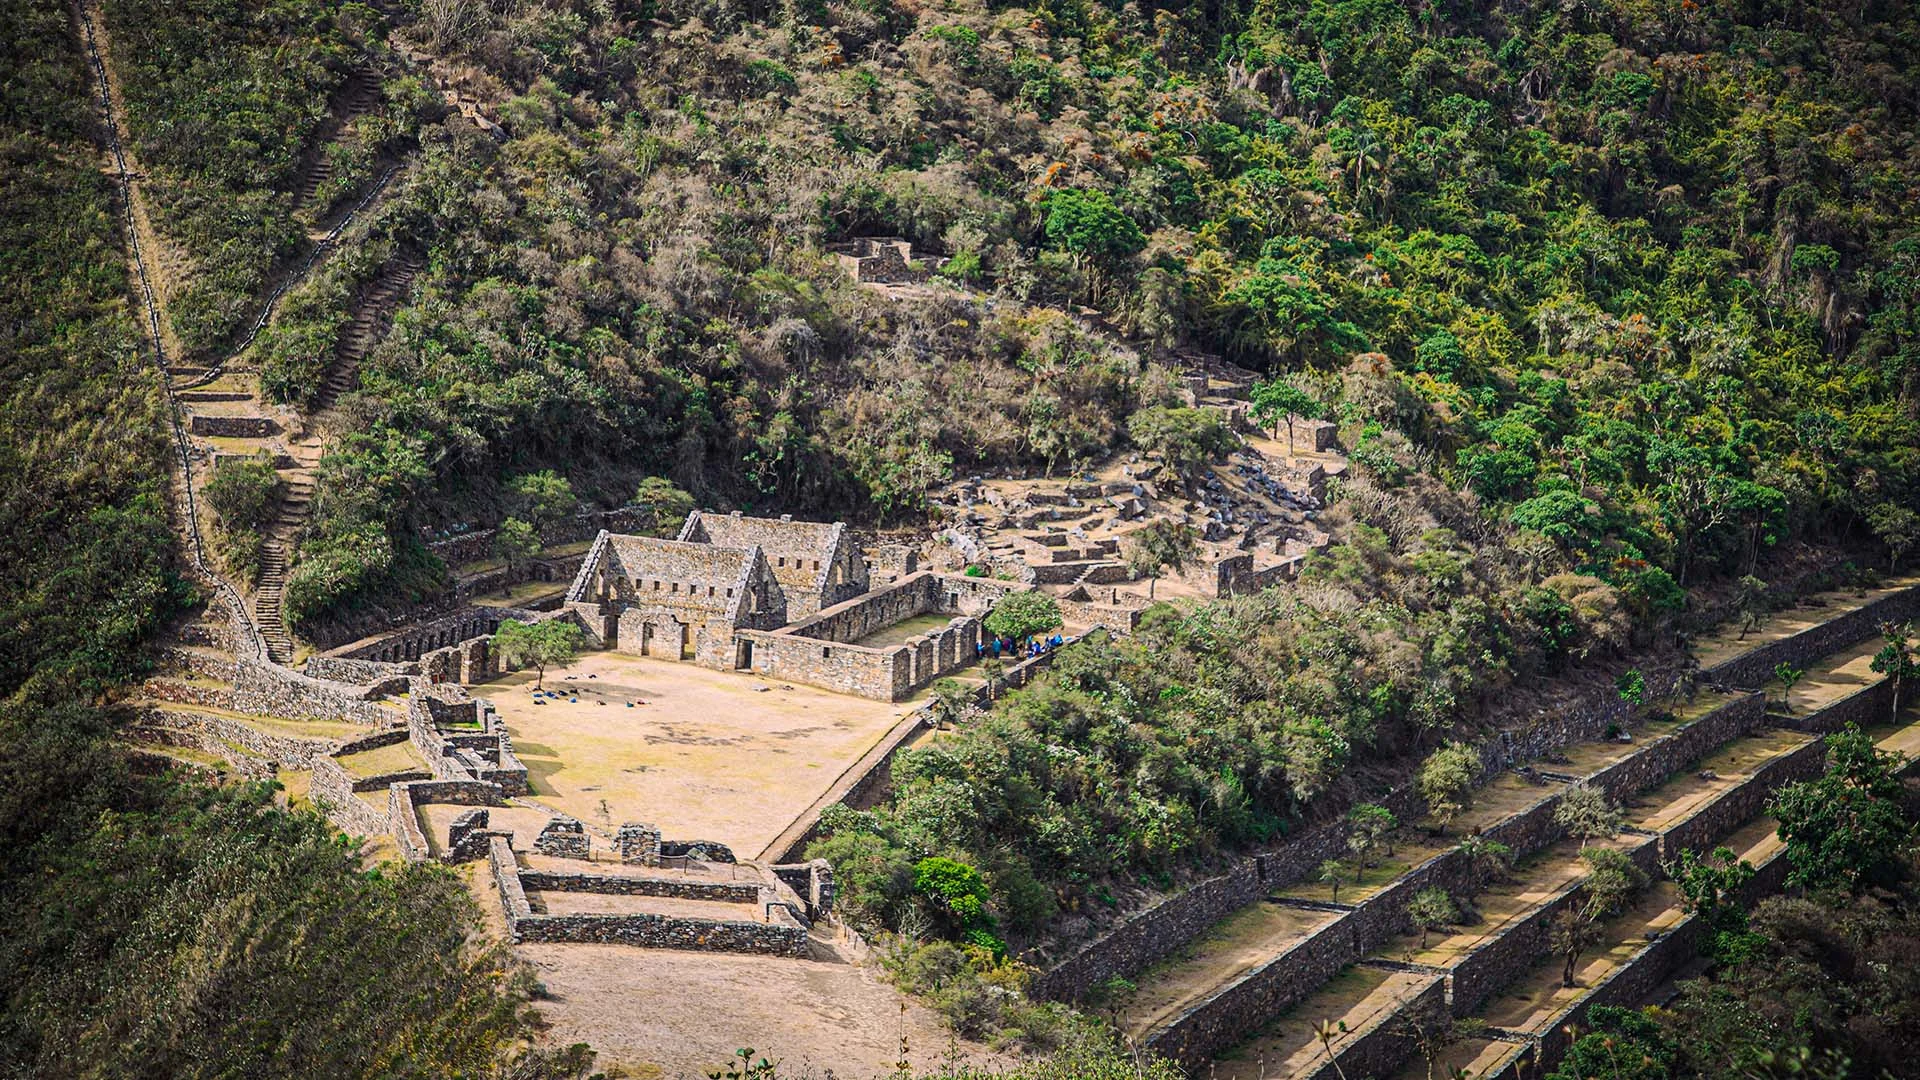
(426, 504, 659, 568)
(188, 414, 276, 437)
(1449, 878, 1586, 1016)
(1787, 678, 1894, 734)
(1586, 693, 1767, 802)
(1706, 582, 1920, 689)
(312, 757, 390, 836)
(303, 655, 417, 684)
(519, 870, 762, 905)
(125, 723, 277, 781)
(1146, 914, 1355, 1071)
(137, 706, 341, 767)
(389, 779, 507, 862)
(1306, 973, 1448, 1080)
(230, 657, 391, 725)
(454, 554, 584, 603)
(141, 678, 235, 710)
(491, 836, 534, 919)
(511, 910, 810, 956)
(1656, 737, 1823, 862)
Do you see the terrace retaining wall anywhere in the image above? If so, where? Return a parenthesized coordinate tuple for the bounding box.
(1704, 582, 1920, 689)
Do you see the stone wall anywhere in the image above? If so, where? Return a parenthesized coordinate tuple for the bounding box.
(510, 909, 810, 956)
(189, 414, 277, 437)
(135, 705, 342, 767)
(518, 870, 762, 904)
(141, 678, 235, 710)
(311, 757, 390, 836)
(1304, 973, 1448, 1080)
(389, 779, 507, 862)
(426, 504, 660, 568)
(1656, 736, 1824, 862)
(1586, 693, 1767, 802)
(1786, 678, 1894, 734)
(1146, 915, 1357, 1071)
(1448, 877, 1586, 1016)
(339, 606, 541, 663)
(1705, 582, 1920, 689)
(230, 657, 393, 725)
(303, 655, 418, 684)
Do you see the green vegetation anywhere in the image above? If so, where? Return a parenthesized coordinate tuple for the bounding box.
(1770, 725, 1913, 893)
(982, 590, 1062, 644)
(0, 8, 582, 1075)
(0, 0, 183, 696)
(1418, 742, 1480, 835)
(1552, 846, 1649, 987)
(204, 451, 285, 584)
(1554, 782, 1625, 848)
(491, 618, 585, 689)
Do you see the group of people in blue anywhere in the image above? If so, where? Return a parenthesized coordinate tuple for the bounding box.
(975, 633, 1067, 661)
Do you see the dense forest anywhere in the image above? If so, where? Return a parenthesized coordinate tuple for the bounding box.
(4, 0, 1920, 1074)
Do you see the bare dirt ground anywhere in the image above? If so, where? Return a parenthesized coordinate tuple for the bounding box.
(516, 941, 1002, 1080)
(472, 651, 912, 855)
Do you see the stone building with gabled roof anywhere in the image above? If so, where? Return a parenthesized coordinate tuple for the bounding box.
(565, 532, 786, 668)
(677, 510, 867, 619)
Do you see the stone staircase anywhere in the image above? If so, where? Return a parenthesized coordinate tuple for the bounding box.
(252, 468, 313, 664)
(312, 249, 423, 416)
(291, 67, 381, 217)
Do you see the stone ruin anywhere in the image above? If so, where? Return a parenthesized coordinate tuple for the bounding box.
(829, 236, 934, 283)
(614, 821, 662, 865)
(533, 815, 591, 859)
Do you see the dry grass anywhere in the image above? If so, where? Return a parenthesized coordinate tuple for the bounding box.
(473, 650, 912, 854)
(1119, 901, 1341, 1038)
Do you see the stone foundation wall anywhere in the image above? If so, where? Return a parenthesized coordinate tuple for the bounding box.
(125, 723, 277, 780)
(136, 706, 341, 767)
(510, 910, 810, 956)
(389, 779, 507, 862)
(1706, 583, 1920, 689)
(230, 657, 392, 725)
(519, 870, 762, 904)
(1305, 974, 1448, 1080)
(1586, 693, 1767, 802)
(189, 414, 276, 437)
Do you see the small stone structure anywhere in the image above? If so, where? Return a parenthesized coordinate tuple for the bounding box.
(830, 236, 931, 283)
(534, 815, 592, 859)
(615, 821, 662, 865)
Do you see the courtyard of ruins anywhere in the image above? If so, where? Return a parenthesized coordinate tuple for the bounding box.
(473, 650, 918, 858)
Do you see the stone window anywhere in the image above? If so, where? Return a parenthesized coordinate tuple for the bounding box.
(821, 646, 832, 658)
(670, 582, 679, 593)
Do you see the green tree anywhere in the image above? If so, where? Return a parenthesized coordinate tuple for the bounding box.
(1665, 846, 1760, 965)
(1407, 887, 1459, 949)
(929, 678, 975, 729)
(1734, 574, 1769, 641)
(1126, 406, 1235, 484)
(1553, 783, 1624, 848)
(633, 476, 695, 537)
(983, 591, 1062, 645)
(1553, 847, 1649, 987)
(491, 517, 542, 595)
(1774, 662, 1805, 713)
(1347, 803, 1399, 864)
(1122, 519, 1199, 600)
(1318, 857, 1349, 903)
(1457, 835, 1513, 899)
(504, 470, 575, 533)
(1770, 725, 1913, 893)
(1042, 188, 1144, 302)
(1418, 742, 1478, 835)
(492, 618, 586, 690)
(1869, 621, 1919, 723)
(1249, 379, 1323, 455)
(1866, 503, 1920, 570)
